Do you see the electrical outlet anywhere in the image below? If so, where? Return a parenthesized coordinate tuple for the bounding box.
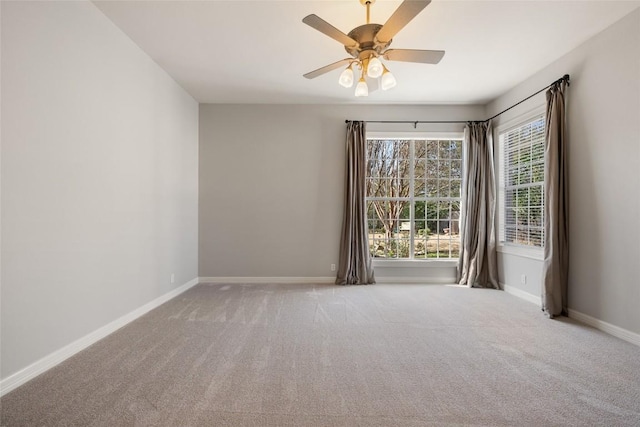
(331, 264, 336, 272)
(171, 273, 175, 284)
(520, 274, 527, 285)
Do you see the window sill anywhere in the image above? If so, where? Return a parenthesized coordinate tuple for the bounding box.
(373, 259, 458, 268)
(497, 244, 544, 261)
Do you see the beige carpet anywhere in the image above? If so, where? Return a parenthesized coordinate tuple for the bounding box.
(2, 283, 639, 426)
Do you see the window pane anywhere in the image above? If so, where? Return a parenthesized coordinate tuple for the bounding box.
(426, 140, 438, 158)
(398, 159, 411, 180)
(366, 160, 377, 177)
(438, 160, 451, 179)
(451, 179, 461, 198)
(451, 160, 462, 179)
(397, 237, 410, 258)
(518, 164, 532, 185)
(507, 166, 518, 187)
(530, 185, 543, 207)
(531, 228, 544, 247)
(426, 179, 438, 197)
(437, 201, 454, 242)
(498, 115, 545, 248)
(425, 159, 437, 179)
(414, 179, 426, 198)
(415, 201, 426, 221)
(530, 207, 543, 227)
(366, 137, 462, 259)
(439, 140, 452, 159)
(451, 141, 462, 159)
(438, 179, 450, 197)
(532, 143, 544, 162)
(366, 178, 381, 197)
(414, 239, 427, 258)
(426, 201, 438, 219)
(367, 201, 376, 219)
(397, 140, 410, 159)
(388, 178, 398, 196)
(399, 178, 410, 195)
(415, 159, 426, 180)
(400, 203, 410, 221)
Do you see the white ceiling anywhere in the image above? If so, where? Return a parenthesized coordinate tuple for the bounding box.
(93, 0, 640, 105)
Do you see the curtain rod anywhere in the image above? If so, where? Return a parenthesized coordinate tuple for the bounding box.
(345, 74, 570, 127)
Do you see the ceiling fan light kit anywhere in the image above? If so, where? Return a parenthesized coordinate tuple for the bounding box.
(381, 64, 397, 91)
(339, 64, 355, 88)
(367, 56, 384, 78)
(355, 76, 369, 97)
(302, 0, 444, 97)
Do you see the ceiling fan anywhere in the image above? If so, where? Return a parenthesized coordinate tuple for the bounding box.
(302, 0, 444, 96)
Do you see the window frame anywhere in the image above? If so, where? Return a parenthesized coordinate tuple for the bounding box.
(366, 131, 464, 264)
(496, 106, 546, 260)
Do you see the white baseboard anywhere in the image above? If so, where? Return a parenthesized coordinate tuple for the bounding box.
(502, 282, 542, 306)
(5, 276, 636, 397)
(199, 276, 454, 285)
(0, 277, 199, 397)
(500, 282, 640, 347)
(568, 309, 640, 347)
(199, 276, 335, 284)
(375, 276, 456, 284)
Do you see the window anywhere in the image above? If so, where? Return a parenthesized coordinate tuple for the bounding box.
(365, 134, 462, 259)
(498, 112, 545, 249)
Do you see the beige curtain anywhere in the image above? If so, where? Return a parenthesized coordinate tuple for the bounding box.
(542, 81, 569, 317)
(336, 121, 375, 285)
(458, 121, 499, 288)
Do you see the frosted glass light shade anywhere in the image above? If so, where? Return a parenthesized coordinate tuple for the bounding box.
(367, 57, 383, 78)
(381, 69, 397, 90)
(338, 66, 354, 88)
(355, 77, 368, 97)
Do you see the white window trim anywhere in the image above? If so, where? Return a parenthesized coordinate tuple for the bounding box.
(497, 244, 544, 261)
(368, 131, 463, 140)
(366, 131, 464, 262)
(495, 105, 546, 137)
(373, 259, 458, 268)
(495, 105, 546, 260)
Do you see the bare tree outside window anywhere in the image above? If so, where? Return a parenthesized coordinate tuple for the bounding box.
(366, 138, 462, 259)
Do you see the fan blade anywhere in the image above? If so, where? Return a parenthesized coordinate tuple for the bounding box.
(376, 0, 431, 44)
(383, 49, 444, 64)
(302, 14, 359, 48)
(303, 58, 353, 79)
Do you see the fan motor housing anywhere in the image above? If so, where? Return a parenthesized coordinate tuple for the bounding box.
(345, 24, 390, 58)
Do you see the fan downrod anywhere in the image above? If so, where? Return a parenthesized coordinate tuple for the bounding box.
(359, 0, 375, 24)
(345, 0, 391, 58)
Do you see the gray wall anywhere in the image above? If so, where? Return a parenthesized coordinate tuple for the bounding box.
(199, 104, 484, 279)
(1, 1, 199, 379)
(3, 0, 636, 385)
(486, 9, 640, 334)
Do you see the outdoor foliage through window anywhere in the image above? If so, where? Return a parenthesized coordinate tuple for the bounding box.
(366, 138, 462, 259)
(499, 115, 545, 247)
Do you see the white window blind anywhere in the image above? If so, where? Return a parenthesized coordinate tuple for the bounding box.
(498, 115, 545, 248)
